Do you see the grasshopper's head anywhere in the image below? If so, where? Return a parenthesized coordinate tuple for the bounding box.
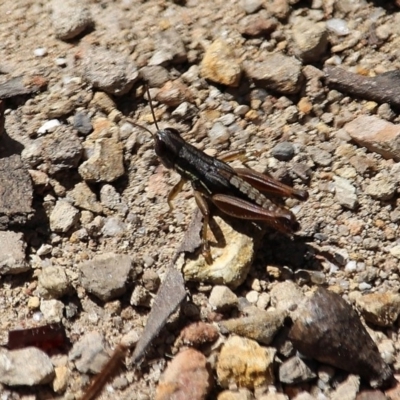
(154, 128, 184, 169)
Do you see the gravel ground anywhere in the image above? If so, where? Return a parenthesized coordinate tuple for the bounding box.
(1, 0, 400, 399)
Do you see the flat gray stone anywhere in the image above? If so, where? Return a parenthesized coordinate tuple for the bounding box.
(0, 231, 29, 275)
(0, 347, 54, 386)
(82, 46, 139, 96)
(51, 0, 93, 40)
(69, 332, 110, 374)
(244, 53, 303, 94)
(80, 252, 132, 301)
(0, 155, 33, 228)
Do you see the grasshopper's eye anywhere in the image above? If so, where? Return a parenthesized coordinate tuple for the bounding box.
(155, 136, 167, 156)
(155, 135, 174, 169)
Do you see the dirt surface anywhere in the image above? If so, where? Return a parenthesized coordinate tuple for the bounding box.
(1, 0, 400, 399)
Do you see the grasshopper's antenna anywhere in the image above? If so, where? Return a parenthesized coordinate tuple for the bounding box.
(145, 85, 160, 132)
(125, 85, 159, 139)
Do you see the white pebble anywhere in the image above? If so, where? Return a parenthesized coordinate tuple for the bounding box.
(326, 19, 350, 36)
(55, 57, 67, 66)
(358, 282, 372, 291)
(208, 122, 230, 145)
(246, 290, 259, 304)
(34, 47, 48, 57)
(344, 260, 357, 273)
(38, 119, 61, 134)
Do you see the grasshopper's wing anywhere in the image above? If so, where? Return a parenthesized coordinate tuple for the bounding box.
(211, 194, 300, 234)
(234, 167, 308, 201)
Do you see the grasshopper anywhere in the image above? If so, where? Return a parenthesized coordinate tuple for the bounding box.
(130, 87, 308, 263)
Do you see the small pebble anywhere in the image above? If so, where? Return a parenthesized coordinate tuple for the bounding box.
(218, 113, 235, 126)
(241, 0, 263, 14)
(55, 57, 67, 66)
(34, 48, 47, 57)
(209, 285, 238, 312)
(38, 119, 61, 135)
(326, 18, 350, 36)
(74, 112, 93, 135)
(208, 122, 230, 145)
(234, 105, 250, 116)
(271, 142, 295, 161)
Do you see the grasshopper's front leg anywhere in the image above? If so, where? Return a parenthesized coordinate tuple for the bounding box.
(167, 177, 186, 211)
(193, 191, 213, 264)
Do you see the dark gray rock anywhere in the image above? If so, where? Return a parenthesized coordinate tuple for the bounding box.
(74, 112, 93, 135)
(271, 141, 295, 161)
(289, 288, 393, 388)
(0, 155, 33, 228)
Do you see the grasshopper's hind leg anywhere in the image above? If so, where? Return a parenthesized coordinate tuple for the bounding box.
(193, 191, 213, 264)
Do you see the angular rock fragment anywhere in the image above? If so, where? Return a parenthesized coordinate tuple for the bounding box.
(81, 47, 139, 96)
(51, 0, 93, 40)
(0, 155, 33, 228)
(289, 288, 393, 388)
(0, 75, 47, 99)
(80, 253, 132, 301)
(69, 332, 110, 374)
(219, 309, 284, 345)
(217, 336, 275, 389)
(38, 266, 70, 299)
(344, 116, 400, 161)
(292, 19, 328, 62)
(0, 231, 29, 275)
(200, 39, 242, 87)
(279, 356, 317, 384)
(79, 138, 124, 183)
(49, 200, 80, 233)
(209, 285, 238, 312)
(22, 127, 83, 174)
(68, 182, 103, 213)
(355, 292, 400, 327)
(334, 176, 358, 210)
(244, 53, 303, 94)
(149, 28, 187, 66)
(155, 80, 193, 107)
(0, 347, 54, 386)
(183, 216, 259, 289)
